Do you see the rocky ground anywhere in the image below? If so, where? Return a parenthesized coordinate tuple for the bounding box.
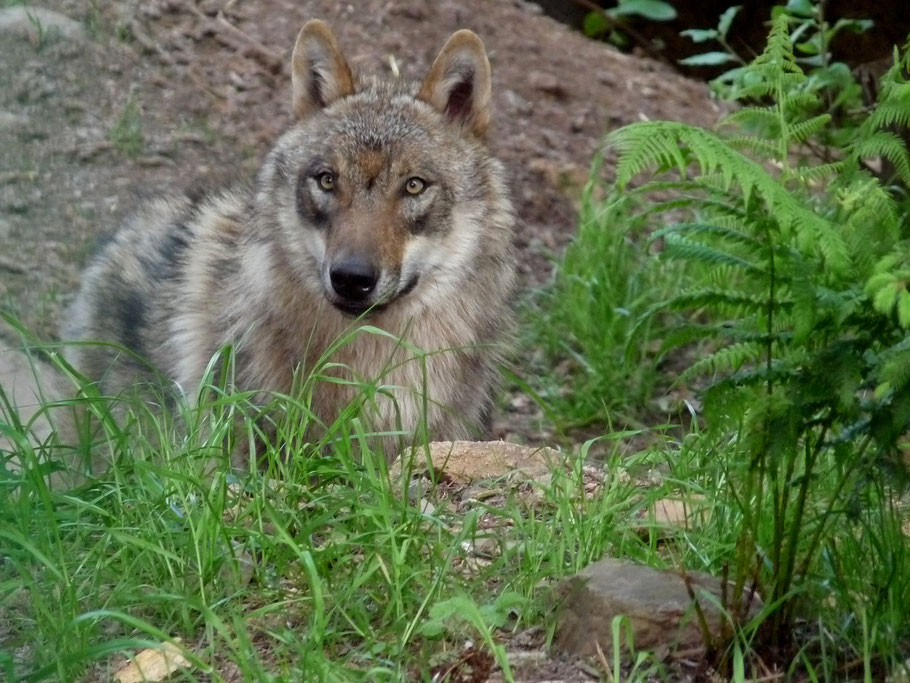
(0, 0, 722, 447)
(0, 0, 720, 334)
(1, 1, 725, 679)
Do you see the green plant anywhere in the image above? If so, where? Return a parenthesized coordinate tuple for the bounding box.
(678, 5, 744, 69)
(25, 9, 60, 52)
(684, 0, 873, 125)
(523, 159, 690, 433)
(583, 0, 676, 50)
(110, 96, 144, 157)
(419, 593, 525, 681)
(608, 11, 910, 666)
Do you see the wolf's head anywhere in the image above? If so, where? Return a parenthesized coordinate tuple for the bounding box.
(260, 20, 511, 318)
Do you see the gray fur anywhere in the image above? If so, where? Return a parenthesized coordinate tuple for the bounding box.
(64, 21, 516, 460)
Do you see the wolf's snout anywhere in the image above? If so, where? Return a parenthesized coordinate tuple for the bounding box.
(329, 259, 379, 302)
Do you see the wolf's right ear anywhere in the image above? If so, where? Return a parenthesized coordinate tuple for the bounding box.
(291, 20, 355, 119)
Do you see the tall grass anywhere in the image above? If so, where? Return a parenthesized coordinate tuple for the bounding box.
(523, 156, 690, 434)
(0, 325, 666, 681)
(1, 303, 908, 679)
(522, 13, 910, 678)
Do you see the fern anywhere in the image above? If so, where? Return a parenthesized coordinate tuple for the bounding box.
(679, 341, 765, 382)
(604, 11, 910, 653)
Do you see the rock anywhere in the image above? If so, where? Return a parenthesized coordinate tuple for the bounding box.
(527, 69, 569, 99)
(640, 495, 709, 529)
(553, 557, 762, 657)
(391, 440, 560, 484)
(0, 111, 30, 131)
(112, 640, 192, 683)
(0, 6, 87, 44)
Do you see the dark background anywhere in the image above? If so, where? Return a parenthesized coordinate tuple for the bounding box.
(532, 1, 910, 77)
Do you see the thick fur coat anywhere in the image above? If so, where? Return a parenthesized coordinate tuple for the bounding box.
(64, 21, 516, 458)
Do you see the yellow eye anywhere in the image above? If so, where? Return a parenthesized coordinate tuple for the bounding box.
(317, 172, 335, 191)
(405, 177, 426, 195)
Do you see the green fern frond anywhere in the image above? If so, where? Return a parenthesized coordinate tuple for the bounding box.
(726, 136, 780, 158)
(655, 287, 788, 316)
(721, 106, 780, 130)
(649, 222, 764, 250)
(788, 114, 833, 143)
(809, 220, 852, 276)
(680, 341, 765, 382)
(838, 178, 901, 262)
(782, 91, 821, 113)
(662, 235, 765, 274)
(637, 197, 701, 217)
(850, 131, 910, 185)
(702, 359, 803, 405)
(751, 13, 802, 77)
(795, 162, 844, 183)
(879, 344, 910, 392)
(609, 121, 850, 272)
(867, 97, 910, 130)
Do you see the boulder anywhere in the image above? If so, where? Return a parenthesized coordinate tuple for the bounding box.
(0, 6, 87, 44)
(553, 557, 761, 657)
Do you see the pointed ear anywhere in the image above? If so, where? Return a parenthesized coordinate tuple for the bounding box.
(418, 30, 492, 137)
(291, 20, 355, 119)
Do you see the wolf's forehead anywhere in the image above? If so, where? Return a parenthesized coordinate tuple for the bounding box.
(329, 95, 435, 149)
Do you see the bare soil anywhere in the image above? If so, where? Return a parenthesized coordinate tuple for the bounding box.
(0, 0, 721, 335)
(0, 1, 723, 679)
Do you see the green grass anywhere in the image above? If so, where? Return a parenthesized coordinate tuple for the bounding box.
(521, 155, 692, 435)
(2, 320, 907, 679)
(2, 156, 909, 679)
(110, 96, 144, 158)
(0, 327, 663, 681)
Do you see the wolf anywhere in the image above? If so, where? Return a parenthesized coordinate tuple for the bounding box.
(63, 20, 516, 462)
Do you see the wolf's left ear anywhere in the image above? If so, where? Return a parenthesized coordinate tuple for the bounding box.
(418, 30, 492, 137)
(291, 20, 355, 119)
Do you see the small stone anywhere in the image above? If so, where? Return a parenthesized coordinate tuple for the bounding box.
(391, 440, 559, 484)
(553, 557, 762, 657)
(527, 70, 568, 99)
(642, 496, 708, 528)
(0, 111, 30, 131)
(502, 89, 533, 116)
(389, 3, 428, 20)
(0, 6, 87, 44)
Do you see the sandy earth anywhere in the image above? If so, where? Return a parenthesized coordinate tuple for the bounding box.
(0, 1, 723, 679)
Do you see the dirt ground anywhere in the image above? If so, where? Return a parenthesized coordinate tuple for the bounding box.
(0, 0, 721, 333)
(1, 1, 722, 679)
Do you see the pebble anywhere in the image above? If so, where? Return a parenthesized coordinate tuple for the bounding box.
(527, 69, 569, 99)
(0, 111, 30, 131)
(0, 6, 87, 44)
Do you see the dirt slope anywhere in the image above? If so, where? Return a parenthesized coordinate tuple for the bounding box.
(0, 0, 720, 339)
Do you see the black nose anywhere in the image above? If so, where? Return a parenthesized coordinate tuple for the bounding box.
(330, 259, 379, 302)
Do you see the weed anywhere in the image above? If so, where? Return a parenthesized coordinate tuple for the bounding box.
(24, 9, 60, 52)
(522, 157, 690, 434)
(109, 96, 144, 157)
(605, 11, 910, 672)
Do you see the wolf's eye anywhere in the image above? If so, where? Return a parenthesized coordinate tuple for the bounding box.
(405, 177, 427, 196)
(317, 172, 335, 192)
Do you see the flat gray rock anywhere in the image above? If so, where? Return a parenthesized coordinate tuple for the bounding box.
(0, 6, 87, 43)
(553, 557, 761, 657)
(0, 111, 30, 131)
